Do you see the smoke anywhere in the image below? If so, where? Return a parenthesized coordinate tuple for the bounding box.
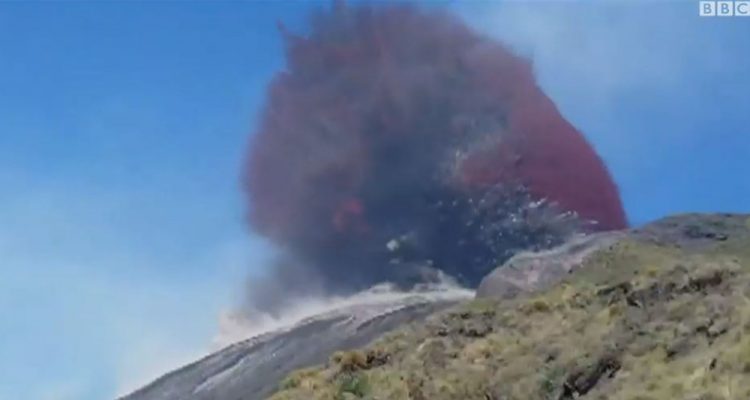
(243, 3, 626, 313)
(215, 275, 473, 348)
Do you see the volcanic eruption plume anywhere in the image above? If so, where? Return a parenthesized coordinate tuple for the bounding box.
(244, 3, 626, 310)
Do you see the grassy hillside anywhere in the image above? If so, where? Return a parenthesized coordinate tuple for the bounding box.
(269, 214, 750, 400)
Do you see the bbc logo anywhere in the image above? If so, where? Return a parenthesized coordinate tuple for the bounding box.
(700, 1, 750, 16)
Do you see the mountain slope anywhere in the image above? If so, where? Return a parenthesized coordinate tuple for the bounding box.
(270, 214, 750, 400)
(119, 285, 471, 400)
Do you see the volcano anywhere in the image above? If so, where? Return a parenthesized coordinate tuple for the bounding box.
(245, 3, 626, 299)
(121, 4, 629, 400)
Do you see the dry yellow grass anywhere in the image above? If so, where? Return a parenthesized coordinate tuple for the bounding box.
(270, 214, 750, 400)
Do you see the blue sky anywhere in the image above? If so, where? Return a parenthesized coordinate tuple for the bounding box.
(0, 1, 748, 399)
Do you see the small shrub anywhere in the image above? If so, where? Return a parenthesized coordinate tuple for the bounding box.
(336, 372, 370, 398)
(279, 375, 299, 390)
(331, 351, 368, 372)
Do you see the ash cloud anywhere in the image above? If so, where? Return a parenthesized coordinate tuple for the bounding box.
(243, 3, 626, 313)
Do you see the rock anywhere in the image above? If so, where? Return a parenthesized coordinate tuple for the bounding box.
(475, 232, 624, 299)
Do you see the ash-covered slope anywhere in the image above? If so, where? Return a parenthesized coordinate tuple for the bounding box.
(271, 214, 750, 400)
(119, 284, 472, 400)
